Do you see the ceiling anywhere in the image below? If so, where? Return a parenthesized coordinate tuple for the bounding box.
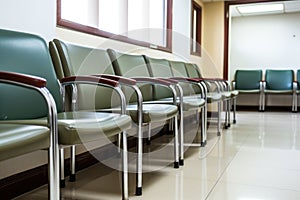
(229, 0, 300, 17)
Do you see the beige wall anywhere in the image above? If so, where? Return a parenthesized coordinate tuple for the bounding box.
(201, 1, 224, 78)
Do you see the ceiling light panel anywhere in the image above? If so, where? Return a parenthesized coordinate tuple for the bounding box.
(237, 3, 284, 15)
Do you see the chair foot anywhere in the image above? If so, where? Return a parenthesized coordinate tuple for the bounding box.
(201, 140, 207, 147)
(224, 125, 229, 129)
(179, 159, 184, 166)
(135, 187, 142, 196)
(60, 179, 65, 188)
(174, 161, 179, 168)
(69, 174, 76, 182)
(233, 119, 236, 124)
(217, 132, 221, 136)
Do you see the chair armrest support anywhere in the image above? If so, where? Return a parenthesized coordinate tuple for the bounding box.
(94, 74, 136, 86)
(132, 77, 173, 86)
(0, 71, 46, 88)
(61, 75, 119, 87)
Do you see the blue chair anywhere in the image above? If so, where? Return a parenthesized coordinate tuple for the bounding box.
(263, 69, 297, 112)
(232, 69, 263, 111)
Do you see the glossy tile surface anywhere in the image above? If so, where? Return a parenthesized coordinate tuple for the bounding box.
(15, 111, 300, 200)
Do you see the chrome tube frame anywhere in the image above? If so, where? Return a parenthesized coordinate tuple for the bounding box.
(0, 79, 60, 200)
(174, 83, 184, 166)
(61, 80, 129, 200)
(134, 79, 180, 168)
(202, 80, 222, 136)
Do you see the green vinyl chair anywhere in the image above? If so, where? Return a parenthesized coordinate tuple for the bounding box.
(144, 57, 206, 162)
(297, 69, 300, 110)
(263, 69, 297, 112)
(0, 29, 132, 200)
(0, 71, 59, 200)
(184, 63, 224, 135)
(232, 69, 263, 111)
(51, 39, 178, 196)
(107, 48, 180, 169)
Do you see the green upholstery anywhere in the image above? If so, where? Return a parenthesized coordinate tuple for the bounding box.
(263, 69, 297, 112)
(298, 70, 300, 91)
(147, 58, 206, 110)
(108, 49, 155, 102)
(51, 40, 177, 125)
(5, 112, 131, 145)
(265, 69, 294, 91)
(0, 29, 131, 145)
(170, 61, 189, 77)
(0, 124, 50, 161)
(185, 63, 201, 78)
(0, 29, 63, 120)
(169, 60, 202, 96)
(107, 48, 180, 174)
(51, 39, 117, 110)
(107, 48, 178, 121)
(144, 57, 174, 100)
(184, 63, 222, 102)
(0, 28, 133, 199)
(234, 70, 262, 91)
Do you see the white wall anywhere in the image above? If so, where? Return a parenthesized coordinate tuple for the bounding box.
(0, 0, 199, 179)
(230, 12, 300, 81)
(0, 0, 56, 41)
(229, 12, 300, 107)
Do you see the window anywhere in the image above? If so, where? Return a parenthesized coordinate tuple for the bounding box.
(191, 1, 202, 56)
(57, 0, 172, 52)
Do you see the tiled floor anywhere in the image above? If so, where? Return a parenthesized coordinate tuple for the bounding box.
(15, 111, 300, 199)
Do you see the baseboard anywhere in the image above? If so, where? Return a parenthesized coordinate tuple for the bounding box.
(236, 105, 295, 112)
(0, 139, 134, 199)
(0, 118, 201, 199)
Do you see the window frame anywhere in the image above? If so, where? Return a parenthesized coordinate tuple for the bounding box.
(190, 1, 202, 56)
(56, 0, 173, 52)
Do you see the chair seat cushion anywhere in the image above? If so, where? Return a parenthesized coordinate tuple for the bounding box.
(0, 124, 50, 161)
(0, 112, 132, 145)
(127, 104, 178, 123)
(230, 90, 239, 97)
(146, 96, 205, 112)
(206, 92, 223, 103)
(265, 89, 293, 94)
(237, 89, 261, 93)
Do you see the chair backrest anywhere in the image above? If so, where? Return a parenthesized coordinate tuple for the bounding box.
(234, 69, 262, 90)
(184, 63, 203, 94)
(144, 56, 173, 99)
(107, 49, 154, 102)
(0, 29, 63, 120)
(265, 69, 294, 90)
(185, 63, 202, 78)
(168, 60, 194, 96)
(50, 39, 117, 110)
(297, 69, 300, 89)
(169, 61, 189, 77)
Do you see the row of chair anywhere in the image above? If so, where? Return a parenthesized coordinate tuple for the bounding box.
(233, 69, 300, 112)
(0, 28, 238, 199)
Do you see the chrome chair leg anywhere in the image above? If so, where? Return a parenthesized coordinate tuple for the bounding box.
(70, 145, 76, 182)
(122, 131, 129, 200)
(60, 148, 65, 188)
(174, 115, 179, 169)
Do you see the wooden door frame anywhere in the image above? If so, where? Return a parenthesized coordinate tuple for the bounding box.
(223, 0, 283, 79)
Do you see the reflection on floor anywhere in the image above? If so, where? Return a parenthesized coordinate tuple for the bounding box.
(15, 111, 300, 200)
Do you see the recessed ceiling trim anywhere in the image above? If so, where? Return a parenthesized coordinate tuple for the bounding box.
(237, 3, 284, 15)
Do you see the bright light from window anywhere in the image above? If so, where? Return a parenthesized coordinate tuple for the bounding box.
(237, 3, 284, 14)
